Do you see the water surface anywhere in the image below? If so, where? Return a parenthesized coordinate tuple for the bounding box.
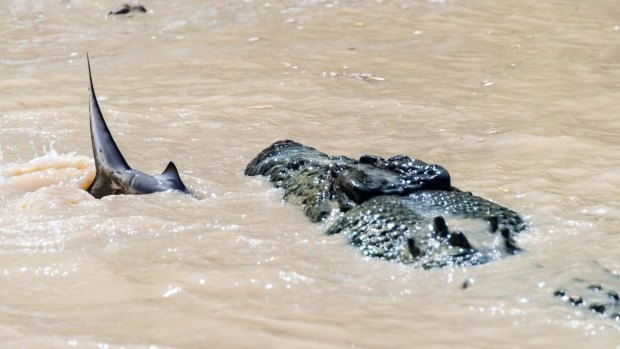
(1, 0, 620, 348)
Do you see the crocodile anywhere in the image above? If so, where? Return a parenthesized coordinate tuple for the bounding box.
(245, 140, 620, 320)
(245, 139, 526, 268)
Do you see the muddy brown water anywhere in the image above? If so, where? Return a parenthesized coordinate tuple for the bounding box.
(1, 0, 620, 348)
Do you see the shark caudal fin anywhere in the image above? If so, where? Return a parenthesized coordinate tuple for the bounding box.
(156, 161, 188, 192)
(85, 55, 190, 198)
(87, 54, 131, 198)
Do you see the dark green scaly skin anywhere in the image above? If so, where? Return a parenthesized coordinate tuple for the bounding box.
(327, 192, 525, 268)
(246, 140, 620, 320)
(405, 190, 527, 234)
(279, 166, 337, 222)
(245, 140, 345, 222)
(245, 140, 525, 267)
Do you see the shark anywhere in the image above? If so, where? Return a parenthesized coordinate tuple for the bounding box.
(86, 55, 189, 199)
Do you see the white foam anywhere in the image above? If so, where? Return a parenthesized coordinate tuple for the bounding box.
(0, 151, 95, 199)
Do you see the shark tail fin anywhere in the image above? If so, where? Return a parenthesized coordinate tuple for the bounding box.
(158, 161, 188, 192)
(87, 53, 131, 172)
(161, 162, 182, 180)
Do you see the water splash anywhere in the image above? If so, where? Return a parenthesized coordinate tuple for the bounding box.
(0, 150, 95, 199)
